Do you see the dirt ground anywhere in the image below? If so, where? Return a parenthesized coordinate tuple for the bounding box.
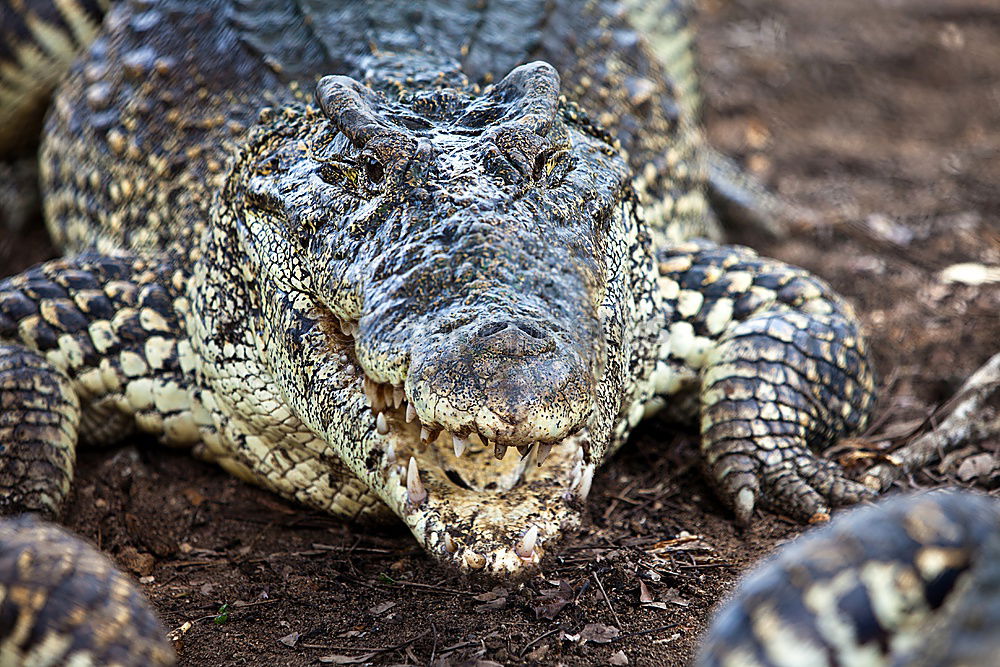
(2, 0, 999, 665)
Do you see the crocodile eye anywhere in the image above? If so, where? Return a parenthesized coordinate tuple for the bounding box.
(538, 149, 574, 184)
(363, 154, 384, 184)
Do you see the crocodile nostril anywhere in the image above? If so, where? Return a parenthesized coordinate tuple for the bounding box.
(476, 321, 509, 339)
(515, 321, 545, 339)
(474, 319, 555, 357)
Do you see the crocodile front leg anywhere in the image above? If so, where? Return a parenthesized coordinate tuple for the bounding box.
(0, 252, 199, 516)
(653, 240, 877, 523)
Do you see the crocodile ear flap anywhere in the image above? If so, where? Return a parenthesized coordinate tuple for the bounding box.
(459, 61, 561, 136)
(316, 75, 397, 147)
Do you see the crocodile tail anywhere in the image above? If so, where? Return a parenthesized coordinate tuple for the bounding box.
(0, 516, 175, 665)
(704, 146, 822, 237)
(0, 0, 108, 156)
(622, 0, 700, 123)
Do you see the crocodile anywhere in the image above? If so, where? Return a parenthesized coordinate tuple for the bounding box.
(698, 490, 1000, 667)
(0, 0, 882, 578)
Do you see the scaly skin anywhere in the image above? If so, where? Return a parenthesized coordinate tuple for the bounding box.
(698, 490, 1000, 667)
(0, 0, 883, 586)
(0, 516, 173, 666)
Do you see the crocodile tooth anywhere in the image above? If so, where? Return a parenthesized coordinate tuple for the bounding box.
(392, 387, 404, 409)
(575, 465, 594, 500)
(494, 443, 508, 460)
(376, 411, 389, 435)
(420, 425, 441, 443)
(516, 525, 539, 559)
(443, 533, 457, 554)
(339, 320, 353, 337)
(453, 434, 469, 458)
(464, 551, 486, 569)
(405, 403, 417, 423)
(536, 443, 553, 466)
(517, 444, 533, 459)
(363, 378, 383, 412)
(385, 442, 396, 465)
(406, 456, 426, 505)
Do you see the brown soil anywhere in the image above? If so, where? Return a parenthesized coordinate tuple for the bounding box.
(2, 1, 999, 665)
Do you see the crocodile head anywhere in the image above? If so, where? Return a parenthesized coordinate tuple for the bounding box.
(222, 61, 657, 575)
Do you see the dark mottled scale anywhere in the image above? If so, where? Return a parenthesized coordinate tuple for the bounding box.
(699, 275, 737, 300)
(90, 256, 134, 282)
(73, 289, 116, 320)
(112, 311, 148, 345)
(51, 269, 101, 292)
(732, 290, 766, 320)
(137, 283, 174, 314)
(103, 280, 140, 305)
(0, 291, 39, 325)
(40, 298, 89, 333)
(751, 271, 791, 292)
(677, 265, 710, 291)
(21, 318, 59, 351)
(20, 280, 67, 301)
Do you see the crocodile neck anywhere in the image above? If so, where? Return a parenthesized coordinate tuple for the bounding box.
(349, 51, 472, 97)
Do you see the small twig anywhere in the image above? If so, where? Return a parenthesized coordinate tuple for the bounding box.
(304, 628, 430, 655)
(311, 543, 395, 554)
(864, 352, 1000, 489)
(592, 571, 621, 629)
(613, 622, 680, 642)
(383, 580, 473, 596)
(519, 628, 560, 658)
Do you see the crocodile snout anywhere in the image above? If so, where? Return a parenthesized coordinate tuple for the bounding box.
(475, 319, 555, 357)
(405, 314, 599, 446)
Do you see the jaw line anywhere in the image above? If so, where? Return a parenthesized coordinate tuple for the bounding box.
(379, 428, 596, 577)
(290, 300, 600, 577)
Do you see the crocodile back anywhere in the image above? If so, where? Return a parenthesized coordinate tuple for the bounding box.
(38, 0, 713, 262)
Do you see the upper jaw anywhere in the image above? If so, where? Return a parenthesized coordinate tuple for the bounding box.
(302, 307, 603, 576)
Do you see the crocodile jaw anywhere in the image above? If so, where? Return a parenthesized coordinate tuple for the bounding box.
(378, 426, 594, 576)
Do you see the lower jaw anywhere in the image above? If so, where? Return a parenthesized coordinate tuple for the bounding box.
(374, 416, 597, 576)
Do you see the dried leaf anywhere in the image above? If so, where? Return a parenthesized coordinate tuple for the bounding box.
(475, 597, 507, 612)
(278, 632, 299, 647)
(473, 587, 508, 602)
(532, 579, 574, 620)
(661, 587, 690, 607)
(639, 581, 653, 604)
(369, 601, 396, 615)
(610, 650, 629, 665)
(956, 453, 997, 482)
(579, 622, 620, 644)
